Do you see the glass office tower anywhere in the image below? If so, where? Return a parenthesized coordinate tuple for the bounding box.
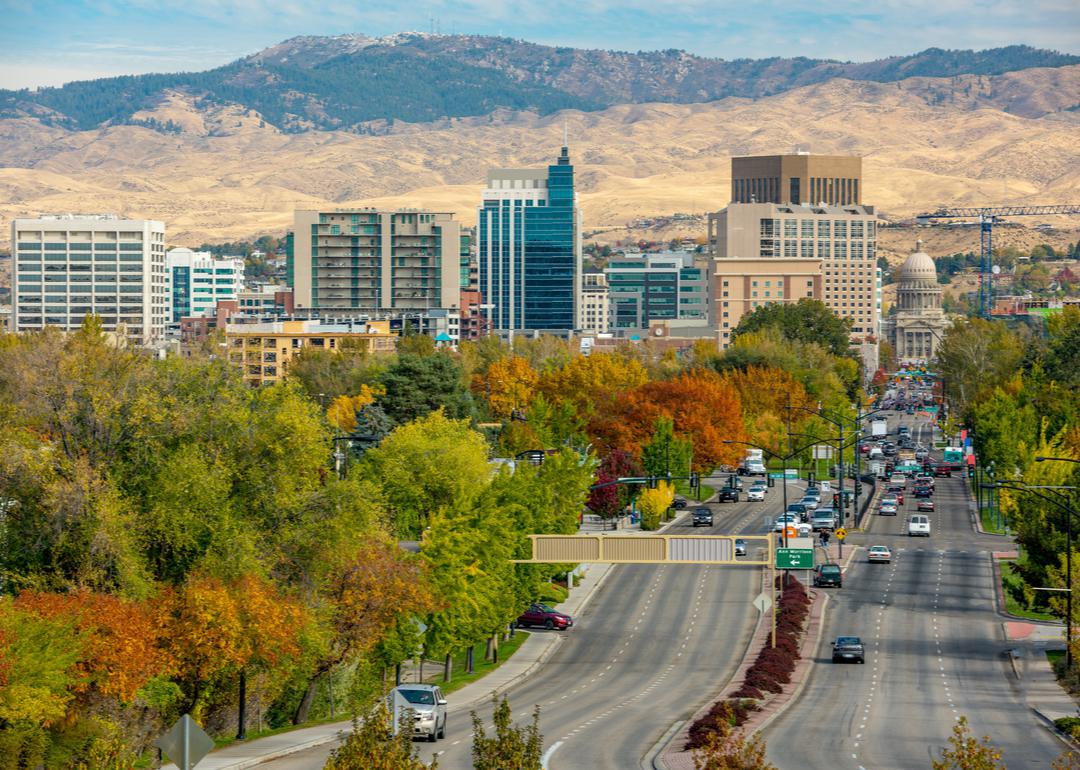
(477, 148, 581, 334)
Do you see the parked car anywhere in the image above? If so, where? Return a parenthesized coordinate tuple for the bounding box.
(747, 486, 765, 502)
(734, 538, 747, 556)
(832, 636, 865, 664)
(516, 603, 573, 630)
(390, 684, 447, 741)
(717, 487, 740, 503)
(917, 498, 935, 512)
(867, 545, 892, 563)
(813, 563, 843, 588)
(907, 514, 932, 537)
(692, 507, 714, 527)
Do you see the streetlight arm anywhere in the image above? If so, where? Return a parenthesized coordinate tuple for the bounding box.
(1036, 456, 1080, 464)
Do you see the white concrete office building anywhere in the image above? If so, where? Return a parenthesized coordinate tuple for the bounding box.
(11, 215, 168, 345)
(166, 247, 245, 321)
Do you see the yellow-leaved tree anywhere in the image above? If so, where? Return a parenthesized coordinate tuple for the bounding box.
(484, 355, 539, 418)
(327, 384, 386, 432)
(639, 481, 675, 531)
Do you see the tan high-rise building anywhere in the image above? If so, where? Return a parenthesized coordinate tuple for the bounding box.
(292, 209, 462, 313)
(708, 202, 879, 347)
(731, 154, 862, 206)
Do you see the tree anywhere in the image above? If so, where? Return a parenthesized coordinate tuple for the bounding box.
(691, 705, 777, 770)
(931, 716, 1005, 770)
(471, 697, 542, 770)
(327, 385, 385, 432)
(378, 354, 474, 426)
(324, 702, 438, 770)
(536, 353, 648, 419)
(639, 481, 674, 531)
(936, 318, 1025, 421)
(361, 410, 491, 538)
(641, 416, 693, 479)
(483, 356, 538, 418)
(586, 471, 622, 519)
(730, 298, 853, 357)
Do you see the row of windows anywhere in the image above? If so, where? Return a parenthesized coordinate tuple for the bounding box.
(760, 219, 875, 238)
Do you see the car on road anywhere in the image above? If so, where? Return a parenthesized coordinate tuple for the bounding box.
(933, 464, 953, 478)
(672, 496, 687, 509)
(786, 502, 810, 521)
(832, 636, 865, 664)
(914, 485, 933, 498)
(915, 448, 929, 462)
(717, 487, 740, 503)
(516, 603, 573, 631)
(897, 426, 910, 436)
(734, 538, 747, 556)
(390, 684, 448, 741)
(886, 485, 905, 504)
(879, 500, 898, 515)
(907, 514, 931, 537)
(917, 498, 935, 512)
(746, 486, 765, 502)
(812, 509, 837, 531)
(813, 563, 843, 588)
(774, 513, 800, 531)
(692, 507, 714, 527)
(867, 545, 892, 563)
(799, 495, 820, 512)
(882, 494, 900, 508)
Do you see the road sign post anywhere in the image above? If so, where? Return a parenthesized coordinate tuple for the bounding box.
(156, 715, 214, 770)
(834, 527, 847, 559)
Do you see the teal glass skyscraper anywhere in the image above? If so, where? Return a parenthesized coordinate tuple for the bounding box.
(477, 147, 581, 334)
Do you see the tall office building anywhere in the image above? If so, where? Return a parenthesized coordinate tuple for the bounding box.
(708, 202, 879, 347)
(605, 252, 710, 336)
(291, 209, 463, 313)
(166, 247, 245, 322)
(478, 147, 581, 335)
(731, 154, 862, 206)
(11, 215, 167, 345)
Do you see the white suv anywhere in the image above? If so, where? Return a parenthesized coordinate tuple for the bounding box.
(907, 515, 931, 537)
(390, 684, 447, 741)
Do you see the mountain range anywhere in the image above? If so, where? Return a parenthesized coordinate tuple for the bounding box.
(2, 35, 1079, 132)
(0, 34, 1079, 250)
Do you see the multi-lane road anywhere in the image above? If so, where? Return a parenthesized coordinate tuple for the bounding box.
(766, 411, 1065, 768)
(257, 473, 798, 770)
(256, 409, 1065, 769)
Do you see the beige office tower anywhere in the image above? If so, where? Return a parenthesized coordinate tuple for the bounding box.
(708, 202, 879, 348)
(292, 209, 462, 312)
(731, 154, 862, 206)
(11, 214, 168, 346)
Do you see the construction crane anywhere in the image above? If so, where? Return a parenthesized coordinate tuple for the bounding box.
(915, 205, 1080, 318)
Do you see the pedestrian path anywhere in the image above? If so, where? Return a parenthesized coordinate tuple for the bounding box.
(160, 561, 615, 770)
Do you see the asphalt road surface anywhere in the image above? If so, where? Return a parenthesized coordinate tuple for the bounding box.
(765, 411, 1065, 769)
(256, 475, 799, 770)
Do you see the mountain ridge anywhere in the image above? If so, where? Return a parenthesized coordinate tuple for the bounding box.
(1, 35, 1077, 132)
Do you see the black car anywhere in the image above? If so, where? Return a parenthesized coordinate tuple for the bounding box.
(717, 487, 740, 503)
(786, 502, 810, 521)
(692, 507, 713, 527)
(914, 485, 933, 498)
(813, 563, 843, 588)
(832, 636, 865, 663)
(672, 496, 688, 509)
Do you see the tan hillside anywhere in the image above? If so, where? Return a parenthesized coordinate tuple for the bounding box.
(1, 68, 1079, 249)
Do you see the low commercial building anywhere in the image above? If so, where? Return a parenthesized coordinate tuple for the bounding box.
(225, 319, 396, 387)
(605, 252, 710, 337)
(580, 270, 610, 334)
(713, 258, 824, 346)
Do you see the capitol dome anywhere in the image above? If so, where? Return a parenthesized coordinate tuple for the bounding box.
(899, 241, 937, 284)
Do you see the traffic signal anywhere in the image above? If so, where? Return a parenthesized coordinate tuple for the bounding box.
(767, 476, 775, 488)
(808, 471, 816, 487)
(968, 465, 976, 478)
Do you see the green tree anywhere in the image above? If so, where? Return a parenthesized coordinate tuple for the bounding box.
(378, 354, 474, 426)
(471, 697, 542, 770)
(931, 715, 1005, 770)
(361, 410, 491, 538)
(936, 318, 1025, 421)
(640, 416, 692, 480)
(730, 298, 853, 357)
(288, 346, 389, 404)
(324, 702, 438, 770)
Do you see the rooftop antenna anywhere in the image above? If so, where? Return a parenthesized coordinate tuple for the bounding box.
(563, 120, 568, 148)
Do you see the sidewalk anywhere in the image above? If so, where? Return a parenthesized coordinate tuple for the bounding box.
(161, 560, 616, 770)
(1018, 637, 1080, 727)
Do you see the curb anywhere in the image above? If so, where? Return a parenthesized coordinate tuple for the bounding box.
(1031, 706, 1080, 750)
(644, 720, 685, 770)
(751, 590, 831, 736)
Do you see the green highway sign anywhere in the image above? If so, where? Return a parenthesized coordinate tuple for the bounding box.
(776, 548, 814, 569)
(767, 469, 799, 480)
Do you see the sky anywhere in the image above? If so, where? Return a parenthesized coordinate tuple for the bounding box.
(0, 0, 1078, 89)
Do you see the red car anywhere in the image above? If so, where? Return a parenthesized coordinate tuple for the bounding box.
(515, 603, 573, 631)
(917, 498, 935, 512)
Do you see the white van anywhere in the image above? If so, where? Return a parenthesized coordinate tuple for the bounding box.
(907, 515, 931, 537)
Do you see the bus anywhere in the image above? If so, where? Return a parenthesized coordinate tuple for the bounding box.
(942, 447, 965, 470)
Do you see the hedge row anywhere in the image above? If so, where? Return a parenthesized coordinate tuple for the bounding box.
(684, 574, 811, 750)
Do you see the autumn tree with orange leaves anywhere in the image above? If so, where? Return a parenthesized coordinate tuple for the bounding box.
(483, 355, 539, 418)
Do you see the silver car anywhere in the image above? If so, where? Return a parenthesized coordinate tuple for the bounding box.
(391, 684, 447, 741)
